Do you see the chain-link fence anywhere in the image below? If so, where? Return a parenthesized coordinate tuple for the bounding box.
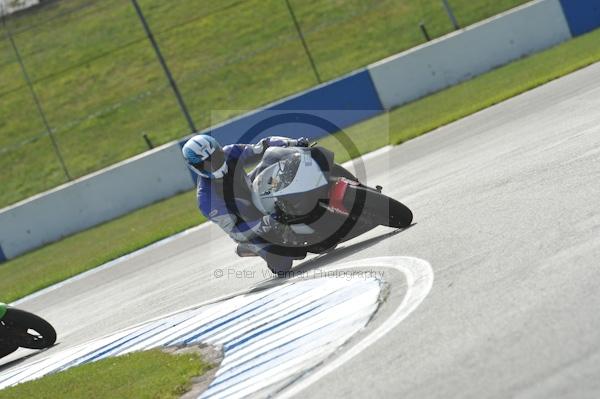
(0, 0, 528, 208)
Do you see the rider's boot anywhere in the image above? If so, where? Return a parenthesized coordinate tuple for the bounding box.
(264, 251, 293, 276)
(235, 239, 302, 276)
(236, 243, 259, 257)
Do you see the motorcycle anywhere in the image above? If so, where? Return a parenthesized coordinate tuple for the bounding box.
(0, 303, 56, 358)
(239, 145, 413, 273)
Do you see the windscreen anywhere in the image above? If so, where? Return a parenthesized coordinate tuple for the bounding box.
(268, 154, 301, 193)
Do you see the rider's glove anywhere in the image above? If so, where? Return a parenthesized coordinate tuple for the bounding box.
(256, 215, 295, 244)
(294, 137, 311, 147)
(257, 215, 284, 236)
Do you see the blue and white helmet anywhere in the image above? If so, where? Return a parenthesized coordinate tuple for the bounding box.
(182, 134, 228, 179)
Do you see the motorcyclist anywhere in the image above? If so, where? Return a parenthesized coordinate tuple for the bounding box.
(181, 134, 310, 273)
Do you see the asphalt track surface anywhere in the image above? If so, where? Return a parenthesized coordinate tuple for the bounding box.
(2, 61, 600, 398)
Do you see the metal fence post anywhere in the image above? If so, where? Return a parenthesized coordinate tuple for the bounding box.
(1, 3, 72, 180)
(284, 0, 322, 84)
(442, 0, 460, 30)
(419, 22, 432, 41)
(131, 0, 197, 134)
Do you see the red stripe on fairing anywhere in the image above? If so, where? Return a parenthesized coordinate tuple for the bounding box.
(328, 178, 356, 214)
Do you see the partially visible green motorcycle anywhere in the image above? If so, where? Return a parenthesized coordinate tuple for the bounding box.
(0, 303, 56, 358)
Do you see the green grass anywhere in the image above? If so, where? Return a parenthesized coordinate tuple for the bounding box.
(0, 0, 529, 208)
(2, 23, 600, 305)
(0, 349, 212, 399)
(0, 190, 204, 303)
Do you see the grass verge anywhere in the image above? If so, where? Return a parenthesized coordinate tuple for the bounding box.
(1, 190, 205, 303)
(0, 349, 212, 399)
(2, 28, 600, 304)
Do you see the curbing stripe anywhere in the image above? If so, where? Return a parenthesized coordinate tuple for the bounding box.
(0, 257, 434, 399)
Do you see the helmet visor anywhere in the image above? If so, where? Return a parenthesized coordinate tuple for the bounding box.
(191, 148, 226, 175)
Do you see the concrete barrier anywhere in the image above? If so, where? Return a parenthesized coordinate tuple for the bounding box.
(368, 0, 571, 110)
(0, 142, 194, 260)
(181, 69, 383, 147)
(0, 0, 40, 15)
(559, 0, 600, 37)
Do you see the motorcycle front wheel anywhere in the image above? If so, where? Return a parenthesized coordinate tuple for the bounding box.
(0, 343, 18, 358)
(1, 308, 56, 350)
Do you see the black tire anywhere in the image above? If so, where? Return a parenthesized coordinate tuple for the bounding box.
(0, 344, 18, 358)
(386, 196, 413, 228)
(331, 165, 412, 228)
(347, 186, 413, 228)
(2, 309, 56, 350)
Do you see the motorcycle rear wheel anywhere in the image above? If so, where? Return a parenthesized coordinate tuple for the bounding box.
(2, 309, 56, 350)
(348, 186, 413, 228)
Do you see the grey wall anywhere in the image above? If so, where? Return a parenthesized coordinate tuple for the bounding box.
(368, 0, 571, 109)
(0, 143, 194, 260)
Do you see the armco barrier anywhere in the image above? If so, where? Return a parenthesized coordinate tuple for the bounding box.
(1, 0, 598, 262)
(368, 0, 572, 110)
(559, 0, 600, 37)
